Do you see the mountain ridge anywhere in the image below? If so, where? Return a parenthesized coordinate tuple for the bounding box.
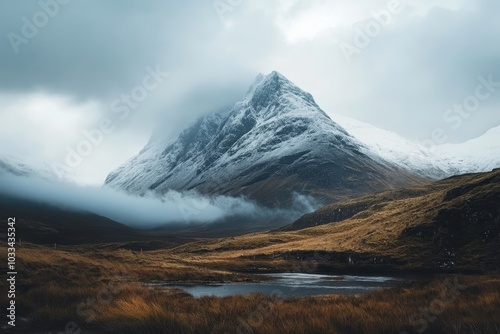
(331, 113, 500, 179)
(175, 168, 500, 273)
(105, 72, 426, 207)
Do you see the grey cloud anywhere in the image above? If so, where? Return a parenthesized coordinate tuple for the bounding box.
(0, 173, 316, 228)
(335, 0, 500, 141)
(0, 0, 499, 184)
(0, 0, 210, 99)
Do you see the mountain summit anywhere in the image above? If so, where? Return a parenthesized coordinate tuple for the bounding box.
(247, 71, 319, 112)
(105, 72, 425, 206)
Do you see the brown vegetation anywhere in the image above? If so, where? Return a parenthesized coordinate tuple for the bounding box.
(173, 169, 500, 274)
(1, 170, 499, 332)
(1, 270, 499, 333)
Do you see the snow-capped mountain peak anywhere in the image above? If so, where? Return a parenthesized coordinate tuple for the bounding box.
(245, 71, 318, 113)
(106, 72, 424, 206)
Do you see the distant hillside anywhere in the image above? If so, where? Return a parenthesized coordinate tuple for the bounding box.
(173, 169, 500, 273)
(0, 196, 187, 247)
(331, 114, 500, 179)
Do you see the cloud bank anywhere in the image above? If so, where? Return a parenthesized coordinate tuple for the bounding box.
(0, 0, 499, 184)
(0, 174, 317, 229)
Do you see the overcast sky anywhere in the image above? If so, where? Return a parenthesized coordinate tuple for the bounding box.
(0, 0, 499, 184)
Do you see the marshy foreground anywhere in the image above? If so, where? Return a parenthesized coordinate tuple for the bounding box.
(1, 242, 499, 334)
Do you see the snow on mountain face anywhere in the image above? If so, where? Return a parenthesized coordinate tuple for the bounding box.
(330, 114, 500, 179)
(329, 114, 449, 179)
(0, 156, 59, 180)
(434, 124, 500, 175)
(106, 72, 425, 206)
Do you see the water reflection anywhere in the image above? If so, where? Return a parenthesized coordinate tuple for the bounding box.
(149, 273, 404, 298)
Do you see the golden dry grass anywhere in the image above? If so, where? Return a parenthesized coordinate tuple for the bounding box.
(1, 240, 499, 333)
(1, 170, 499, 332)
(0, 245, 499, 332)
(3, 275, 499, 333)
(169, 169, 500, 274)
(5, 242, 259, 287)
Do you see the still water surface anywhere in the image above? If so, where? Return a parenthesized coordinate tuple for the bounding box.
(150, 273, 404, 298)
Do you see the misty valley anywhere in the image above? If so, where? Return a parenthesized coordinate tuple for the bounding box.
(1, 72, 500, 334)
(1, 3, 500, 331)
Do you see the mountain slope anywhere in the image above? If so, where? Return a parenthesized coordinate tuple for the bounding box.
(174, 168, 500, 273)
(0, 155, 59, 180)
(331, 114, 500, 179)
(0, 195, 186, 246)
(106, 72, 426, 206)
(434, 124, 500, 175)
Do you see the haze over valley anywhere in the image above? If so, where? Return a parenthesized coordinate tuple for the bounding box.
(1, 1, 499, 333)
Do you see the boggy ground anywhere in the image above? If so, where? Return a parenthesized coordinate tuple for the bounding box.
(2, 169, 499, 333)
(1, 242, 499, 334)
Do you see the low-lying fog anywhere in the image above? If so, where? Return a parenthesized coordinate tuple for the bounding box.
(0, 174, 319, 229)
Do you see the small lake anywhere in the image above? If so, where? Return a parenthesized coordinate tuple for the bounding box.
(149, 273, 404, 298)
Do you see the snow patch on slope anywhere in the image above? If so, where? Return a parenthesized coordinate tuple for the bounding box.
(0, 155, 61, 180)
(434, 124, 500, 175)
(330, 113, 500, 179)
